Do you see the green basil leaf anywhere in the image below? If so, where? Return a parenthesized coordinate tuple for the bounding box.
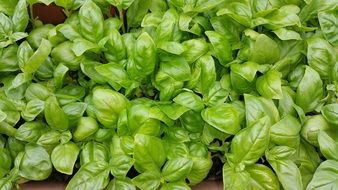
(0, 13, 13, 36)
(307, 37, 336, 78)
(318, 9, 338, 46)
(71, 38, 100, 56)
(205, 31, 232, 66)
(132, 170, 161, 190)
(273, 28, 302, 40)
(165, 142, 189, 160)
(37, 130, 61, 146)
(160, 181, 191, 190)
(222, 163, 251, 190)
(27, 0, 54, 5)
(27, 24, 54, 49)
(126, 0, 151, 27)
(217, 2, 252, 27)
(173, 91, 204, 112)
(102, 28, 126, 62)
(270, 115, 301, 148)
(0, 122, 17, 137)
(126, 103, 161, 136)
(54, 0, 74, 9)
(321, 104, 338, 126)
(95, 62, 136, 92)
(51, 41, 82, 71)
(230, 62, 258, 94)
(0, 110, 7, 123)
(203, 81, 229, 106)
(182, 38, 209, 64)
(158, 41, 185, 55)
(57, 23, 82, 41)
(0, 45, 19, 72)
(35, 56, 55, 80)
(21, 99, 45, 121)
(73, 117, 99, 142)
(25, 83, 50, 101)
(51, 142, 80, 175)
(0, 179, 13, 190)
(129, 32, 156, 79)
(80, 60, 106, 84)
(94, 128, 115, 142)
(107, 178, 136, 190)
(332, 61, 338, 82)
(262, 5, 301, 29)
(158, 103, 189, 120)
(187, 157, 212, 185)
(44, 96, 69, 131)
(80, 141, 109, 166)
(110, 154, 133, 179)
(141, 12, 163, 27)
(201, 103, 241, 135)
(0, 0, 18, 16)
(278, 86, 297, 117)
(245, 33, 280, 65)
(0, 148, 12, 178)
(162, 158, 193, 182)
(53, 63, 69, 89)
(295, 66, 323, 113)
(266, 151, 303, 190)
(244, 94, 280, 127)
(228, 116, 270, 166)
(272, 40, 304, 77)
(318, 130, 338, 160)
(107, 0, 135, 9)
(155, 9, 179, 42)
(66, 161, 110, 190)
(210, 15, 244, 44)
(194, 0, 224, 13)
(246, 164, 280, 190)
(104, 17, 122, 34)
(268, 146, 296, 160)
(56, 84, 86, 104)
(79, 0, 104, 42)
(180, 110, 204, 133)
(307, 160, 338, 190)
(300, 115, 331, 147)
(11, 0, 28, 32)
(196, 54, 217, 96)
(134, 134, 166, 172)
(17, 144, 52, 180)
(291, 138, 320, 174)
(256, 70, 283, 99)
(15, 121, 45, 143)
(92, 87, 128, 127)
(23, 39, 52, 73)
(155, 55, 191, 100)
(4, 73, 32, 99)
(62, 102, 87, 128)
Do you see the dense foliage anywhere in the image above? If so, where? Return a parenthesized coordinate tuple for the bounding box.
(0, 0, 337, 189)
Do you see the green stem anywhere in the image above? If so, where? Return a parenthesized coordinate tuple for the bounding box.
(118, 8, 125, 33)
(29, 4, 35, 22)
(63, 9, 72, 17)
(0, 121, 17, 137)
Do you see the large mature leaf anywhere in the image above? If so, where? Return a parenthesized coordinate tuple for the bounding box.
(295, 66, 323, 113)
(228, 116, 270, 166)
(307, 160, 338, 190)
(51, 142, 80, 175)
(133, 134, 166, 172)
(66, 161, 110, 190)
(201, 103, 241, 135)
